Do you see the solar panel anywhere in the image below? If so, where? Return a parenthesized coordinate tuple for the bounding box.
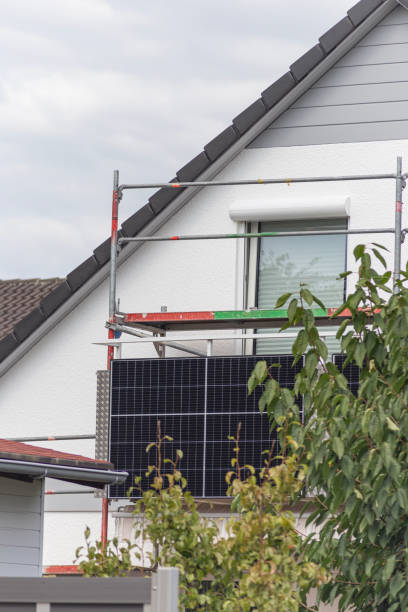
(109, 355, 303, 498)
(333, 354, 360, 395)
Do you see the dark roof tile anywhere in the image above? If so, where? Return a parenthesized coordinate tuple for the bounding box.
(40, 281, 72, 317)
(0, 334, 19, 363)
(290, 44, 326, 82)
(93, 231, 123, 267)
(204, 126, 240, 162)
(348, 0, 383, 27)
(66, 256, 100, 292)
(176, 151, 211, 182)
(319, 16, 355, 54)
(14, 308, 46, 342)
(148, 178, 179, 214)
(261, 72, 297, 109)
(121, 204, 155, 237)
(233, 99, 267, 135)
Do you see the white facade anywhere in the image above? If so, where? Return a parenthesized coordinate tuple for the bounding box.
(0, 138, 406, 566)
(0, 1, 408, 573)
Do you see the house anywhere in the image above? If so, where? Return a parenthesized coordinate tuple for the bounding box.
(0, 0, 407, 571)
(0, 438, 126, 576)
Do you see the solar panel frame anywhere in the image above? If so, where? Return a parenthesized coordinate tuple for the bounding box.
(109, 355, 303, 499)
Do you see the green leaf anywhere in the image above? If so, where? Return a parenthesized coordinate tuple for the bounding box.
(353, 244, 365, 260)
(396, 488, 408, 511)
(254, 360, 268, 384)
(386, 416, 400, 432)
(300, 287, 314, 306)
(353, 342, 366, 367)
(390, 571, 405, 598)
(332, 437, 344, 459)
(383, 555, 396, 581)
(373, 248, 387, 268)
(292, 329, 308, 357)
(287, 298, 298, 324)
(311, 294, 325, 309)
(275, 292, 292, 308)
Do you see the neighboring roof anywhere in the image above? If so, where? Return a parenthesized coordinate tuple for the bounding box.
(0, 278, 64, 341)
(0, 439, 127, 487)
(0, 0, 396, 371)
(0, 438, 111, 469)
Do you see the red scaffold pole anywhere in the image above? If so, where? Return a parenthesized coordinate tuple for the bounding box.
(101, 170, 120, 546)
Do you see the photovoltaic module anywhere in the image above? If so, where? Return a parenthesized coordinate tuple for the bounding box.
(109, 355, 303, 498)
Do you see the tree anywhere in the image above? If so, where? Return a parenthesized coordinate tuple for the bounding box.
(75, 423, 325, 611)
(252, 244, 408, 611)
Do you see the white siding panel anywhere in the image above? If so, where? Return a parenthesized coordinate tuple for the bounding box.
(337, 41, 408, 66)
(0, 493, 41, 514)
(380, 5, 408, 26)
(0, 546, 40, 565)
(314, 63, 408, 87)
(0, 563, 41, 577)
(253, 121, 408, 147)
(274, 100, 408, 128)
(0, 511, 41, 531)
(250, 10, 408, 149)
(357, 22, 408, 45)
(0, 478, 39, 497)
(293, 81, 408, 107)
(0, 528, 40, 548)
(0, 478, 42, 577)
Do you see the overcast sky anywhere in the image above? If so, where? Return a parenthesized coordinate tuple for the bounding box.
(0, 0, 354, 279)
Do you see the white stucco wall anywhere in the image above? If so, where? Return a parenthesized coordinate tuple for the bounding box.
(1, 138, 408, 566)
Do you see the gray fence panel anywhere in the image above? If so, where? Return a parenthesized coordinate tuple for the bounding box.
(0, 606, 34, 612)
(51, 605, 142, 612)
(0, 577, 151, 604)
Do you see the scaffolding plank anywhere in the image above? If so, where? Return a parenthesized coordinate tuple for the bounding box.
(119, 307, 352, 331)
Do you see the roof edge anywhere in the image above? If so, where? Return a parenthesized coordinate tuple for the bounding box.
(0, 457, 127, 487)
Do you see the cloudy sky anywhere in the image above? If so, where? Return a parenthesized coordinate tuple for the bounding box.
(0, 0, 354, 278)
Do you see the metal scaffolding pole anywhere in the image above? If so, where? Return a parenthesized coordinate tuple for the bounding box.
(108, 323, 206, 357)
(118, 227, 397, 245)
(394, 156, 405, 291)
(119, 173, 397, 191)
(8, 435, 95, 442)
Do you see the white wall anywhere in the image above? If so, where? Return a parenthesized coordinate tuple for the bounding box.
(0, 138, 407, 566)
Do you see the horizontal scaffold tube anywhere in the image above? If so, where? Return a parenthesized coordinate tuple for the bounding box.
(7, 434, 96, 442)
(119, 173, 396, 191)
(118, 227, 397, 244)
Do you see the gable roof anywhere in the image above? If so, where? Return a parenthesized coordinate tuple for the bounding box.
(0, 0, 398, 374)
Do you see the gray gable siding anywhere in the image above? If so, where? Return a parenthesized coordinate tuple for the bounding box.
(0, 478, 43, 577)
(250, 5, 408, 148)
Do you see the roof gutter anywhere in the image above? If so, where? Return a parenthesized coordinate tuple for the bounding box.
(0, 0, 396, 379)
(0, 457, 127, 486)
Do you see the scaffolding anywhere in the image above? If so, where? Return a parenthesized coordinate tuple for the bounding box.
(99, 155, 406, 542)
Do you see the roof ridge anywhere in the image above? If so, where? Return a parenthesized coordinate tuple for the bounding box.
(0, 0, 389, 366)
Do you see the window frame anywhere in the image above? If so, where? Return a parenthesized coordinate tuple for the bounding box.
(244, 218, 349, 356)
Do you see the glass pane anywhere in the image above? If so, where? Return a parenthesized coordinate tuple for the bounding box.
(256, 219, 346, 356)
(258, 219, 346, 309)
